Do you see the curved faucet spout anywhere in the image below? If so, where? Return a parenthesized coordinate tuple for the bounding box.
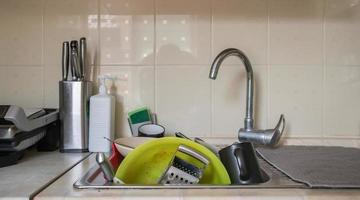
(209, 48, 254, 130)
(209, 48, 285, 146)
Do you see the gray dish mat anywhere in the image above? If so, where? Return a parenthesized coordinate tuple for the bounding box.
(257, 145, 360, 188)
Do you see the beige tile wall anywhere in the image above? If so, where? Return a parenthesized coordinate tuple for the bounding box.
(0, 0, 359, 139)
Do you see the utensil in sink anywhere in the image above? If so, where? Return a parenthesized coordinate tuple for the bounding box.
(95, 152, 115, 182)
(175, 132, 219, 157)
(219, 142, 269, 185)
(194, 137, 219, 157)
(174, 132, 191, 140)
(159, 145, 209, 185)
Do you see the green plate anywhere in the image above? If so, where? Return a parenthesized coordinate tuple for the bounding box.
(115, 137, 231, 185)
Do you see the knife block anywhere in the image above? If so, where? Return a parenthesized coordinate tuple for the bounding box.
(59, 81, 92, 152)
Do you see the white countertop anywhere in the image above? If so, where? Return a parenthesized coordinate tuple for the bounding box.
(35, 138, 360, 200)
(0, 148, 89, 200)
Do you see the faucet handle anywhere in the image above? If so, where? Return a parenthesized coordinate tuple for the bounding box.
(275, 114, 285, 134)
(238, 114, 285, 146)
(269, 114, 285, 146)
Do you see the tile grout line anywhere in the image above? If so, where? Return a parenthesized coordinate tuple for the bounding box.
(210, 0, 214, 137)
(285, 135, 360, 140)
(97, 0, 101, 77)
(321, 0, 327, 138)
(0, 63, 308, 67)
(41, 0, 45, 108)
(266, 0, 271, 129)
(90, 62, 306, 67)
(0, 65, 44, 68)
(154, 0, 158, 114)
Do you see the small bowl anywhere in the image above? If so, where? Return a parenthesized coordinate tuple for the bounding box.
(138, 124, 165, 138)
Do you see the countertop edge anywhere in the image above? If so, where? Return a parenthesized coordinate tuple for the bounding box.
(29, 153, 91, 200)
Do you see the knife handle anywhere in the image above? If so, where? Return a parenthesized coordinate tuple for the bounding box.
(62, 42, 69, 81)
(79, 37, 86, 80)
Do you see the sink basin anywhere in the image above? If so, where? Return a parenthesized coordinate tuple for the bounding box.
(74, 152, 306, 189)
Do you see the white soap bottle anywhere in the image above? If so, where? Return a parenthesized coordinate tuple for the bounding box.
(89, 75, 115, 153)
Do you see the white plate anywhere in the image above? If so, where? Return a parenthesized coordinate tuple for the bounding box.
(114, 137, 154, 156)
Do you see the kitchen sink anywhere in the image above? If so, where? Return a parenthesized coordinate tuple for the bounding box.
(74, 154, 306, 189)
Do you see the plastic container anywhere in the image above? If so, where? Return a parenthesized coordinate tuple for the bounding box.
(88, 75, 115, 153)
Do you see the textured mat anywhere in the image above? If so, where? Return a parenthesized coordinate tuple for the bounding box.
(257, 145, 360, 188)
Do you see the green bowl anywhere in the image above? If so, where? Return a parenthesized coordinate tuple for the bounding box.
(115, 137, 231, 185)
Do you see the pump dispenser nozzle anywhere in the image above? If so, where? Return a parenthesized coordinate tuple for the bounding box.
(98, 76, 107, 95)
(98, 75, 116, 95)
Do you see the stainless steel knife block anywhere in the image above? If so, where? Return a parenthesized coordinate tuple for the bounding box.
(59, 81, 92, 152)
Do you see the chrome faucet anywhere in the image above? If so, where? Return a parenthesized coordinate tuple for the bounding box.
(209, 48, 285, 146)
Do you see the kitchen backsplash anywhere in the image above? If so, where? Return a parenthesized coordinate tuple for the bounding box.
(0, 0, 359, 139)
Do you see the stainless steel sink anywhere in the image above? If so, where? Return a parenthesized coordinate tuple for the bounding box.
(74, 154, 306, 189)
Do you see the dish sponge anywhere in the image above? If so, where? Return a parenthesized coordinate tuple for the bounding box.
(128, 107, 152, 136)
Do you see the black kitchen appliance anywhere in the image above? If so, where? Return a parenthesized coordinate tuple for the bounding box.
(0, 105, 60, 167)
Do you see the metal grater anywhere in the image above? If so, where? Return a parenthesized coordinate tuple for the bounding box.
(159, 145, 209, 185)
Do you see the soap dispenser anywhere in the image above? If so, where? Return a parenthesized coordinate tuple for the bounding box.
(89, 75, 115, 153)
